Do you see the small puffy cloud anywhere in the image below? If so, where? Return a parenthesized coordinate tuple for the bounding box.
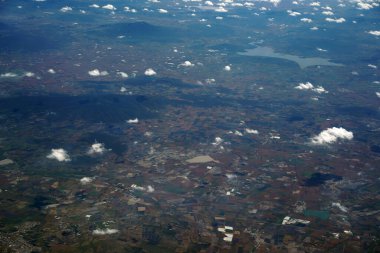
(357, 2, 373, 10)
(322, 11, 334, 15)
(89, 4, 100, 8)
(368, 64, 377, 69)
(301, 18, 312, 23)
(224, 65, 231, 71)
(60, 6, 72, 12)
(158, 8, 168, 13)
(312, 86, 327, 94)
(93, 229, 119, 235)
(127, 118, 139, 124)
(368, 30, 380, 36)
(325, 17, 346, 23)
(233, 130, 243, 136)
(212, 137, 223, 146)
(376, 92, 380, 98)
(295, 82, 328, 94)
(124, 6, 137, 12)
(295, 82, 314, 90)
(88, 143, 108, 155)
(48, 69, 56, 74)
(80, 177, 93, 185)
(332, 202, 348, 212)
(102, 4, 116, 10)
(117, 71, 129, 78)
(144, 68, 157, 76)
(310, 26, 319, 30)
(24, 72, 35, 77)
(147, 185, 155, 192)
(317, 47, 327, 52)
(47, 148, 71, 162)
(0, 72, 18, 78)
(226, 173, 237, 180)
(245, 128, 259, 134)
(257, 0, 281, 6)
(310, 2, 320, 7)
(311, 127, 353, 145)
(287, 10, 301, 16)
(131, 184, 155, 193)
(205, 78, 215, 84)
(205, 1, 214, 6)
(179, 61, 194, 67)
(88, 69, 109, 77)
(215, 6, 228, 12)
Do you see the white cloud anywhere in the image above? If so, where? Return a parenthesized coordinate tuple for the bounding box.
(322, 11, 334, 15)
(158, 8, 168, 13)
(294, 82, 328, 94)
(80, 177, 93, 185)
(226, 173, 237, 180)
(88, 143, 108, 155)
(245, 128, 259, 134)
(317, 47, 327, 52)
(376, 92, 380, 98)
(295, 82, 314, 90)
(224, 65, 231, 71)
(88, 69, 109, 77)
(212, 137, 223, 146)
(357, 2, 373, 10)
(89, 4, 100, 8)
(311, 127, 353, 145)
(256, 0, 281, 6)
(368, 64, 377, 69)
(127, 118, 139, 124)
(368, 30, 380, 36)
(93, 229, 119, 235)
(332, 202, 348, 212)
(60, 6, 72, 12)
(131, 184, 155, 192)
(312, 86, 327, 94)
(287, 10, 301, 16)
(205, 78, 215, 84)
(325, 17, 346, 23)
(144, 68, 157, 76)
(282, 216, 310, 225)
(179, 61, 194, 67)
(205, 1, 214, 6)
(215, 6, 228, 12)
(102, 4, 116, 10)
(310, 2, 320, 6)
(117, 71, 129, 78)
(301, 18, 312, 23)
(47, 149, 71, 162)
(233, 130, 243, 136)
(0, 72, 18, 78)
(48, 69, 56, 74)
(147, 185, 155, 192)
(24, 72, 35, 77)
